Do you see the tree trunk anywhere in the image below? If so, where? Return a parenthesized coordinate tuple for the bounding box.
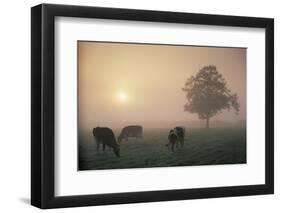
(206, 117, 210, 129)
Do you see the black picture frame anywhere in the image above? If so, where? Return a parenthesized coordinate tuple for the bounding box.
(31, 3, 274, 209)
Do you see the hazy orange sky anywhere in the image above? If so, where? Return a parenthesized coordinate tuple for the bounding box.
(78, 41, 246, 129)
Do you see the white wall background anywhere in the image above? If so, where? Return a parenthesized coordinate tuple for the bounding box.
(0, 0, 279, 212)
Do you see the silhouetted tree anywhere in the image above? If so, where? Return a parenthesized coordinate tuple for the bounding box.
(182, 65, 240, 128)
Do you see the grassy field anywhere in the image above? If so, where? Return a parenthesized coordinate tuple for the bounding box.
(78, 127, 246, 170)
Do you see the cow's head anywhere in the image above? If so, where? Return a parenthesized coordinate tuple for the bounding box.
(113, 144, 120, 157)
(92, 127, 100, 136)
(117, 135, 122, 143)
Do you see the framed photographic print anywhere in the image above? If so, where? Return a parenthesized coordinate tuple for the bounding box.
(31, 3, 274, 209)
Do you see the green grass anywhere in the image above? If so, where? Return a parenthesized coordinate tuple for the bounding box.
(78, 127, 246, 170)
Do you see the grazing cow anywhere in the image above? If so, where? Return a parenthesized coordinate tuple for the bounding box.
(166, 129, 179, 152)
(174, 126, 185, 147)
(92, 127, 120, 157)
(118, 125, 143, 142)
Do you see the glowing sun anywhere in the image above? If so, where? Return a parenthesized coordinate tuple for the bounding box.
(116, 91, 128, 103)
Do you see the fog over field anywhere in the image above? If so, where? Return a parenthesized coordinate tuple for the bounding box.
(79, 127, 246, 170)
(78, 41, 246, 131)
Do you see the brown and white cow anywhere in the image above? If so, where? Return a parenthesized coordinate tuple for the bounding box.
(166, 127, 186, 152)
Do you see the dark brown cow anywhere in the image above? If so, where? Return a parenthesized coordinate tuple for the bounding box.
(118, 125, 143, 142)
(93, 127, 120, 157)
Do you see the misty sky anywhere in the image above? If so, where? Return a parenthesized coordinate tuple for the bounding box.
(78, 41, 246, 129)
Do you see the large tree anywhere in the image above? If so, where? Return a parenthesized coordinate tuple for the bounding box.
(182, 65, 240, 128)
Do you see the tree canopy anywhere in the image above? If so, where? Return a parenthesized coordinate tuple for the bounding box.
(182, 65, 240, 128)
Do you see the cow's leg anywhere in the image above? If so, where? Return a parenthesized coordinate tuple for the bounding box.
(171, 142, 175, 152)
(96, 141, 100, 152)
(102, 143, 106, 152)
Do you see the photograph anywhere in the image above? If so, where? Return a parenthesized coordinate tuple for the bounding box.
(78, 41, 247, 170)
(30, 3, 274, 209)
